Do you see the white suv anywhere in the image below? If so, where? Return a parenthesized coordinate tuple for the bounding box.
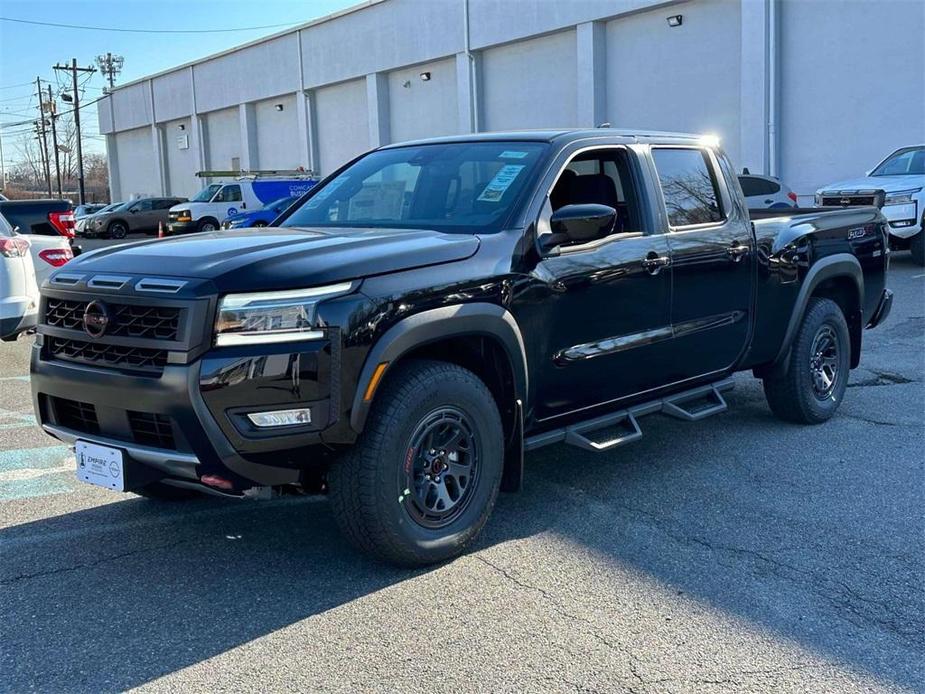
(0, 216, 39, 341)
(816, 145, 925, 265)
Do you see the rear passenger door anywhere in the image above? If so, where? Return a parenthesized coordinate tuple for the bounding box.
(650, 146, 753, 381)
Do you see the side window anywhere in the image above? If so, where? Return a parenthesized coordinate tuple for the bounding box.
(217, 185, 242, 202)
(132, 199, 154, 212)
(739, 176, 779, 197)
(543, 148, 644, 238)
(652, 148, 725, 227)
(153, 199, 173, 210)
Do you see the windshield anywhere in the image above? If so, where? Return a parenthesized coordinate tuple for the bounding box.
(871, 146, 925, 176)
(98, 202, 122, 214)
(281, 141, 549, 234)
(191, 184, 222, 202)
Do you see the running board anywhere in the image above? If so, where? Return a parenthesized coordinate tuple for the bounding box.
(524, 378, 734, 453)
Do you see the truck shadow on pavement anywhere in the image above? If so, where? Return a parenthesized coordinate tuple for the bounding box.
(2, 379, 923, 691)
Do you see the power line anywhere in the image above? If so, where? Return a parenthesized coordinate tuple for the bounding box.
(0, 81, 34, 90)
(0, 16, 300, 34)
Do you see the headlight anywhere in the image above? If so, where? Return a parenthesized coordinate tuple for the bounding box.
(214, 282, 353, 346)
(814, 193, 823, 206)
(884, 188, 921, 206)
(176, 210, 192, 222)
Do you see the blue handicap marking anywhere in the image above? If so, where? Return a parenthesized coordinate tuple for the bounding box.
(0, 446, 77, 501)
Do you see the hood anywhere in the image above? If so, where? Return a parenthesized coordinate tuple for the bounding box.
(818, 174, 925, 194)
(65, 227, 480, 292)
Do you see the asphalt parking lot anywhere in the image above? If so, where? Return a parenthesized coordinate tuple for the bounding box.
(1, 239, 922, 693)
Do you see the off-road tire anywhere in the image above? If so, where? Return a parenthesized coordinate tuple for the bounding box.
(134, 481, 199, 501)
(328, 359, 504, 567)
(108, 221, 127, 239)
(763, 297, 850, 424)
(910, 228, 925, 266)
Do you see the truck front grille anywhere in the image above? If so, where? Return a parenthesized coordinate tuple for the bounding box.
(45, 298, 180, 341)
(47, 336, 168, 373)
(128, 411, 176, 449)
(52, 397, 100, 435)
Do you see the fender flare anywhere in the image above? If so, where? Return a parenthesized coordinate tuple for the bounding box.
(349, 303, 529, 434)
(770, 253, 864, 369)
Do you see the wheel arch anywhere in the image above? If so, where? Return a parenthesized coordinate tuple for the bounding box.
(766, 253, 863, 374)
(349, 303, 528, 491)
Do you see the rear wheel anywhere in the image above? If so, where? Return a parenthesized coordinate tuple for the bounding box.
(108, 221, 127, 239)
(253, 221, 267, 228)
(910, 227, 925, 266)
(762, 297, 850, 424)
(328, 360, 504, 566)
(134, 481, 198, 501)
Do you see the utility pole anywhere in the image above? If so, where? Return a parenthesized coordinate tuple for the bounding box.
(35, 76, 52, 197)
(54, 59, 96, 205)
(47, 85, 62, 198)
(96, 53, 124, 90)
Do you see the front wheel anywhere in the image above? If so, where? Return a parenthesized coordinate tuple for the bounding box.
(328, 360, 504, 566)
(910, 227, 925, 266)
(197, 219, 218, 233)
(762, 297, 850, 424)
(108, 222, 127, 239)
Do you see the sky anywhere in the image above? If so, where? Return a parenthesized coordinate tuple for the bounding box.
(0, 0, 357, 166)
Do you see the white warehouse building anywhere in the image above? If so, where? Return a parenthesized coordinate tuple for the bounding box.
(100, 0, 925, 204)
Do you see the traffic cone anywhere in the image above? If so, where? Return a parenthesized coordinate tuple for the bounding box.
(158, 222, 164, 239)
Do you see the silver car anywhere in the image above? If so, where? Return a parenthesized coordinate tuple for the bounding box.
(738, 171, 799, 209)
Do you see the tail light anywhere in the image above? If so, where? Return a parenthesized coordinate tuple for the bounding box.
(48, 211, 76, 238)
(38, 247, 74, 267)
(0, 236, 30, 257)
(787, 191, 799, 204)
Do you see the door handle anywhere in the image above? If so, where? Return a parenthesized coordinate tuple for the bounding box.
(726, 241, 749, 262)
(642, 252, 671, 275)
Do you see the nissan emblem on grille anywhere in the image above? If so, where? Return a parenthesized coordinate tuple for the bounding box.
(82, 300, 112, 338)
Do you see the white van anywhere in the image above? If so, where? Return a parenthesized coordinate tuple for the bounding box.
(167, 177, 316, 234)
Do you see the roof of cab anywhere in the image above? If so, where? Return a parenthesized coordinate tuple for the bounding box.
(380, 128, 704, 149)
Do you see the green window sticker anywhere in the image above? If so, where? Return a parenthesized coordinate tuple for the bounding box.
(477, 164, 525, 203)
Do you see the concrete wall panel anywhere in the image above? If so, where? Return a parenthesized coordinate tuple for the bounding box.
(605, 0, 742, 165)
(387, 58, 459, 143)
(314, 78, 369, 175)
(111, 82, 153, 132)
(255, 94, 303, 170)
(195, 33, 301, 114)
(481, 30, 578, 131)
(152, 70, 192, 123)
(301, 0, 464, 89)
(162, 118, 199, 198)
(115, 126, 156, 199)
(779, 0, 925, 196)
(204, 107, 242, 171)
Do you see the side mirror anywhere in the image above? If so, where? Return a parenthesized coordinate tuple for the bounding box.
(129, 208, 137, 214)
(865, 169, 873, 177)
(541, 204, 616, 251)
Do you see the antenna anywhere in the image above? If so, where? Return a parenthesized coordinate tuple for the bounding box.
(95, 53, 125, 90)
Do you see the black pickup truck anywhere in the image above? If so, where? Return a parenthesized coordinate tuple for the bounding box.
(31, 130, 892, 565)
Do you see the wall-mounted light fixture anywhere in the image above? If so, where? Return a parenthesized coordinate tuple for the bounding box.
(419, 71, 431, 81)
(667, 14, 683, 27)
(178, 123, 186, 131)
(275, 103, 284, 111)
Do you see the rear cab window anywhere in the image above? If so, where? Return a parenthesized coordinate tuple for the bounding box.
(652, 148, 725, 228)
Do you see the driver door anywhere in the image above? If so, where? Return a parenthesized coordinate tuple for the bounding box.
(525, 146, 674, 422)
(127, 198, 157, 233)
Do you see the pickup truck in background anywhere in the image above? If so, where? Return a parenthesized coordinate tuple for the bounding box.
(816, 144, 925, 265)
(31, 130, 892, 566)
(0, 199, 75, 290)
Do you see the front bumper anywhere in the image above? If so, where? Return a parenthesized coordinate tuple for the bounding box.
(30, 334, 350, 489)
(882, 202, 920, 239)
(866, 288, 893, 329)
(166, 220, 197, 234)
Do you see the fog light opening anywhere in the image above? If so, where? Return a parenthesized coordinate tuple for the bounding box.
(246, 408, 312, 428)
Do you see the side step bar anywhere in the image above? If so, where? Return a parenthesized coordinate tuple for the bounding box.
(524, 378, 734, 453)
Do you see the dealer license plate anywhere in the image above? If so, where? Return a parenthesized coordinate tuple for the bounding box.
(76, 441, 125, 491)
